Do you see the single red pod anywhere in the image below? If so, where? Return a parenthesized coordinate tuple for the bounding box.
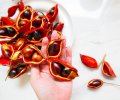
(49, 58, 78, 81)
(88, 79, 103, 89)
(80, 54, 98, 68)
(18, 0, 25, 11)
(53, 22, 64, 31)
(8, 63, 29, 78)
(0, 56, 10, 66)
(46, 4, 58, 22)
(102, 61, 116, 78)
(1, 17, 15, 26)
(8, 5, 18, 17)
(47, 39, 63, 58)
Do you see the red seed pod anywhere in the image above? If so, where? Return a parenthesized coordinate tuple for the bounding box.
(49, 58, 78, 81)
(1, 43, 14, 59)
(0, 26, 19, 41)
(102, 61, 116, 78)
(88, 79, 103, 89)
(8, 5, 18, 17)
(80, 54, 98, 68)
(22, 44, 45, 64)
(53, 22, 64, 31)
(25, 27, 48, 43)
(16, 6, 33, 29)
(1, 17, 15, 26)
(47, 39, 63, 58)
(46, 4, 58, 22)
(0, 56, 10, 66)
(8, 63, 29, 78)
(14, 38, 25, 50)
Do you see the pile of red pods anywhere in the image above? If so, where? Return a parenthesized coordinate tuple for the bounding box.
(0, 0, 78, 81)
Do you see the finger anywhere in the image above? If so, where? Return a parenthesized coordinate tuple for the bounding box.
(30, 65, 40, 80)
(66, 47, 72, 64)
(51, 30, 60, 40)
(61, 35, 66, 48)
(59, 47, 67, 60)
(41, 37, 49, 58)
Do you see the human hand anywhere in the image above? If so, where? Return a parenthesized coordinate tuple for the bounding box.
(30, 31, 72, 100)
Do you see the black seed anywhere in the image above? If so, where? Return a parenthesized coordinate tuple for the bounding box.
(17, 64, 26, 73)
(36, 45, 41, 50)
(89, 80, 102, 87)
(8, 68, 18, 78)
(61, 68, 71, 77)
(0, 28, 6, 36)
(33, 31, 42, 41)
(5, 49, 12, 57)
(23, 10, 31, 19)
(6, 27, 16, 37)
(27, 34, 33, 40)
(32, 17, 42, 28)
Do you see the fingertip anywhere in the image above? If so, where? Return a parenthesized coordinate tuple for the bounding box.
(51, 30, 60, 40)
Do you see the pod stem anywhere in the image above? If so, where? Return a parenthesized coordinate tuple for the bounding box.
(104, 82, 120, 87)
(98, 54, 106, 67)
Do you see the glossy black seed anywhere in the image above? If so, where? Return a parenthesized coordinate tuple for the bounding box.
(36, 45, 41, 50)
(53, 23, 60, 29)
(6, 27, 16, 37)
(48, 42, 60, 56)
(32, 17, 42, 27)
(27, 34, 33, 40)
(51, 62, 64, 75)
(33, 31, 42, 41)
(0, 28, 6, 35)
(23, 10, 31, 19)
(61, 68, 71, 77)
(8, 68, 18, 78)
(89, 80, 102, 87)
(17, 64, 26, 73)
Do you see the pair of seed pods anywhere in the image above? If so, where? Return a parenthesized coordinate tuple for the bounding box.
(80, 54, 118, 89)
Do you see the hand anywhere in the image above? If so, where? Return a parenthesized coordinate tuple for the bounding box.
(30, 31, 72, 100)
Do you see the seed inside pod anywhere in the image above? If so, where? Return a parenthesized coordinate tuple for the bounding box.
(32, 52, 42, 62)
(6, 27, 16, 37)
(33, 31, 42, 41)
(17, 63, 26, 73)
(61, 68, 71, 77)
(0, 28, 6, 35)
(8, 68, 18, 78)
(23, 10, 31, 19)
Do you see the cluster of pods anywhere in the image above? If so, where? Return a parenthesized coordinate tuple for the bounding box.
(80, 54, 117, 89)
(0, 0, 78, 81)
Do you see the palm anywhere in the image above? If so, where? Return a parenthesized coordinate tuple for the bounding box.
(30, 31, 72, 100)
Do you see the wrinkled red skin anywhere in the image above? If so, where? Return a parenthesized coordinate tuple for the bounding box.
(46, 4, 58, 22)
(1, 17, 15, 26)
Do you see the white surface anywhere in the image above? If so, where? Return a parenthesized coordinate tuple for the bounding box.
(1, 0, 120, 100)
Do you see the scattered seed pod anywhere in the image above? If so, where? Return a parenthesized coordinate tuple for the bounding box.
(8, 5, 18, 17)
(80, 54, 98, 68)
(102, 61, 116, 78)
(47, 39, 63, 58)
(49, 59, 78, 81)
(8, 63, 29, 78)
(88, 79, 103, 89)
(46, 4, 58, 22)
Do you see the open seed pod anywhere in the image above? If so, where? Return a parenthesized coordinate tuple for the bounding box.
(25, 27, 48, 43)
(46, 4, 58, 22)
(0, 26, 18, 40)
(49, 59, 78, 81)
(1, 43, 14, 59)
(16, 6, 33, 29)
(47, 39, 63, 58)
(8, 63, 29, 78)
(22, 44, 45, 64)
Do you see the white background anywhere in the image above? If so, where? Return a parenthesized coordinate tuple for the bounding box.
(0, 0, 120, 100)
